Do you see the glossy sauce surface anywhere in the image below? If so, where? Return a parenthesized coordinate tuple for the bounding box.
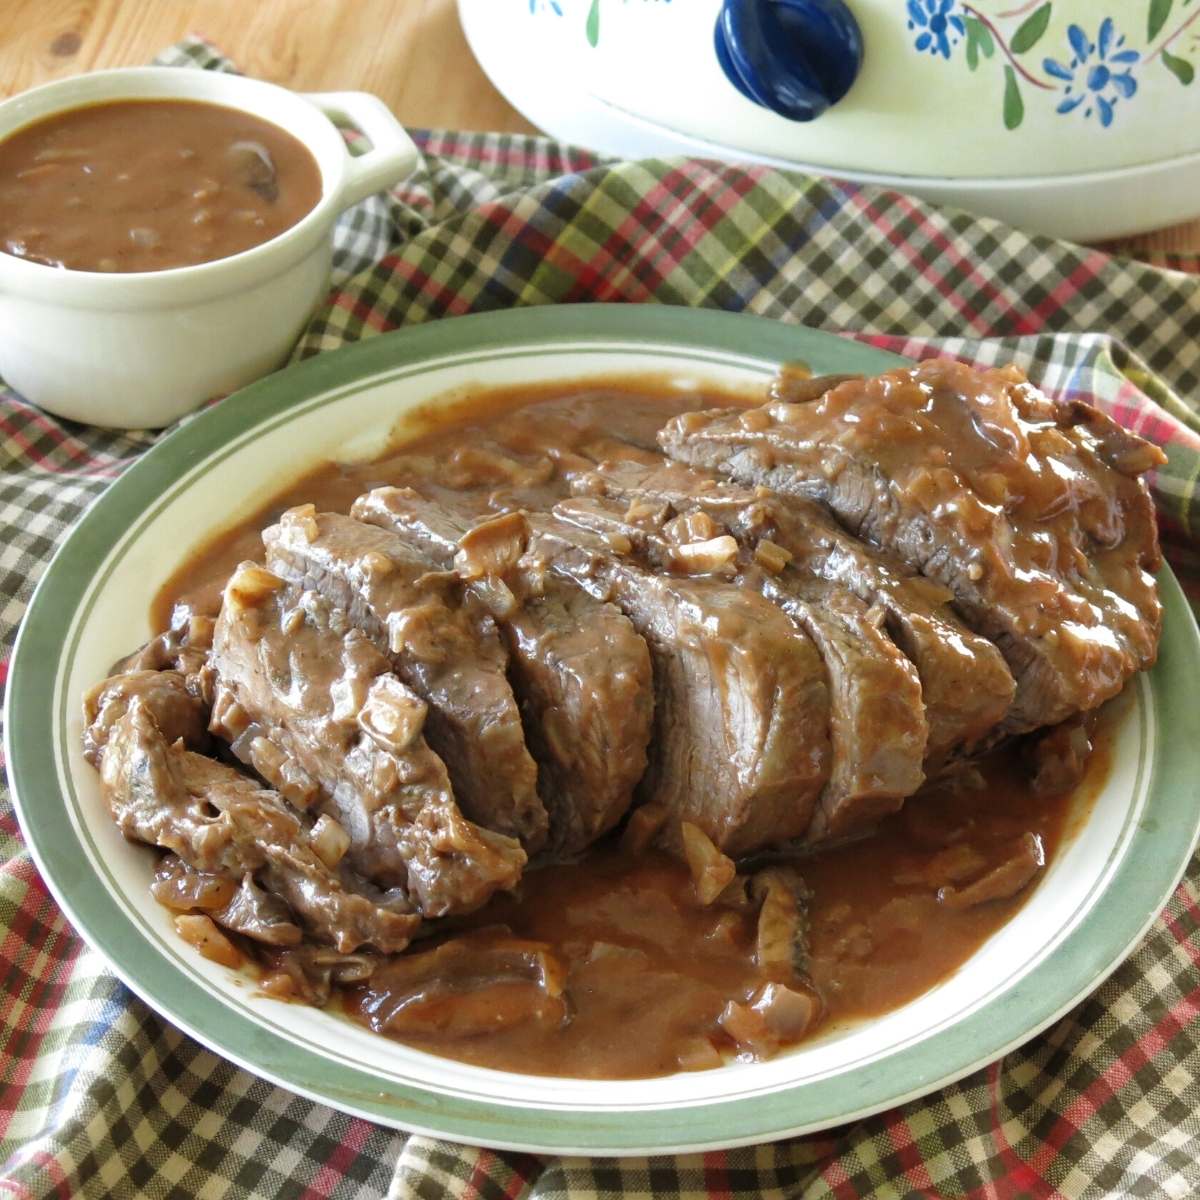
(0, 99, 322, 272)
(344, 740, 1098, 1078)
(762, 363, 1163, 705)
(155, 380, 1101, 1078)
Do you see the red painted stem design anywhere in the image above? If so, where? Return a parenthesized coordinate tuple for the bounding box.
(961, 3, 1055, 90)
(1146, 7, 1200, 62)
(995, 0, 1042, 17)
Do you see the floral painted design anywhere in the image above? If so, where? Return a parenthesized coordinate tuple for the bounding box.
(527, 0, 671, 48)
(907, 2, 1198, 131)
(1045, 20, 1139, 126)
(907, 0, 966, 60)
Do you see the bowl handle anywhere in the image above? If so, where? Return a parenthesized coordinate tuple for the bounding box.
(303, 90, 420, 208)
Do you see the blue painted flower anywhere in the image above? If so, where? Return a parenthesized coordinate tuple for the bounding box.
(907, 0, 965, 60)
(529, 0, 563, 13)
(1044, 19, 1139, 127)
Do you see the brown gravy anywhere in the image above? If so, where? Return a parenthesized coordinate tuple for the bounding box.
(152, 380, 1104, 1078)
(0, 99, 322, 272)
(339, 743, 1101, 1078)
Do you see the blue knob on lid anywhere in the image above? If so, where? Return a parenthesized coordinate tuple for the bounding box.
(715, 0, 863, 122)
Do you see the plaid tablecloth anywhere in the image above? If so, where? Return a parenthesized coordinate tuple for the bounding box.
(3, 38, 1200, 1199)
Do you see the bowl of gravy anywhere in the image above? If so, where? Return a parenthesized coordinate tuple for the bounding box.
(0, 68, 419, 428)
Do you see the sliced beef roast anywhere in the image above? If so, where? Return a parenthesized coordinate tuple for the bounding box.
(99, 696, 418, 953)
(573, 459, 1015, 764)
(751, 577, 925, 838)
(262, 506, 547, 852)
(502, 584, 654, 852)
(83, 668, 211, 768)
(111, 600, 215, 687)
(660, 360, 1164, 731)
(551, 496, 927, 839)
(357, 492, 831, 854)
(353, 487, 655, 856)
(208, 562, 525, 917)
(498, 511, 834, 856)
(89, 600, 220, 762)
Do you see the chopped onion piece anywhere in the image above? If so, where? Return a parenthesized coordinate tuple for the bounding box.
(621, 804, 669, 855)
(670, 535, 739, 575)
(358, 676, 427, 753)
(174, 913, 242, 968)
(223, 562, 283, 615)
(280, 503, 320, 544)
(310, 813, 351, 869)
(680, 821, 736, 905)
(753, 538, 792, 574)
(454, 511, 530, 580)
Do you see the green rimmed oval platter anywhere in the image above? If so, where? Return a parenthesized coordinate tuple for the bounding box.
(7, 304, 1200, 1154)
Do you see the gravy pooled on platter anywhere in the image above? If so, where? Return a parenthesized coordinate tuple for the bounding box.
(341, 745, 1103, 1078)
(0, 99, 321, 272)
(87, 370, 1153, 1078)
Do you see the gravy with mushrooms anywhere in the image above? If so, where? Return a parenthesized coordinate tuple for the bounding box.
(342, 741, 1102, 1078)
(0, 100, 321, 272)
(141, 379, 1109, 1076)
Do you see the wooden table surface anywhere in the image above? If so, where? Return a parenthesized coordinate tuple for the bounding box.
(5, 0, 1199, 261)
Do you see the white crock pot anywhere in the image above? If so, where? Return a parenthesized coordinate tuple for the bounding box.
(460, 0, 1200, 240)
(0, 68, 419, 428)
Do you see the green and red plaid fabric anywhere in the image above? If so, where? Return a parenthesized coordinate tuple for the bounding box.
(2, 38, 1199, 1199)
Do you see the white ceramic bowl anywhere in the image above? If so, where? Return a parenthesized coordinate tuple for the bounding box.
(0, 68, 419, 428)
(461, 0, 1200, 239)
